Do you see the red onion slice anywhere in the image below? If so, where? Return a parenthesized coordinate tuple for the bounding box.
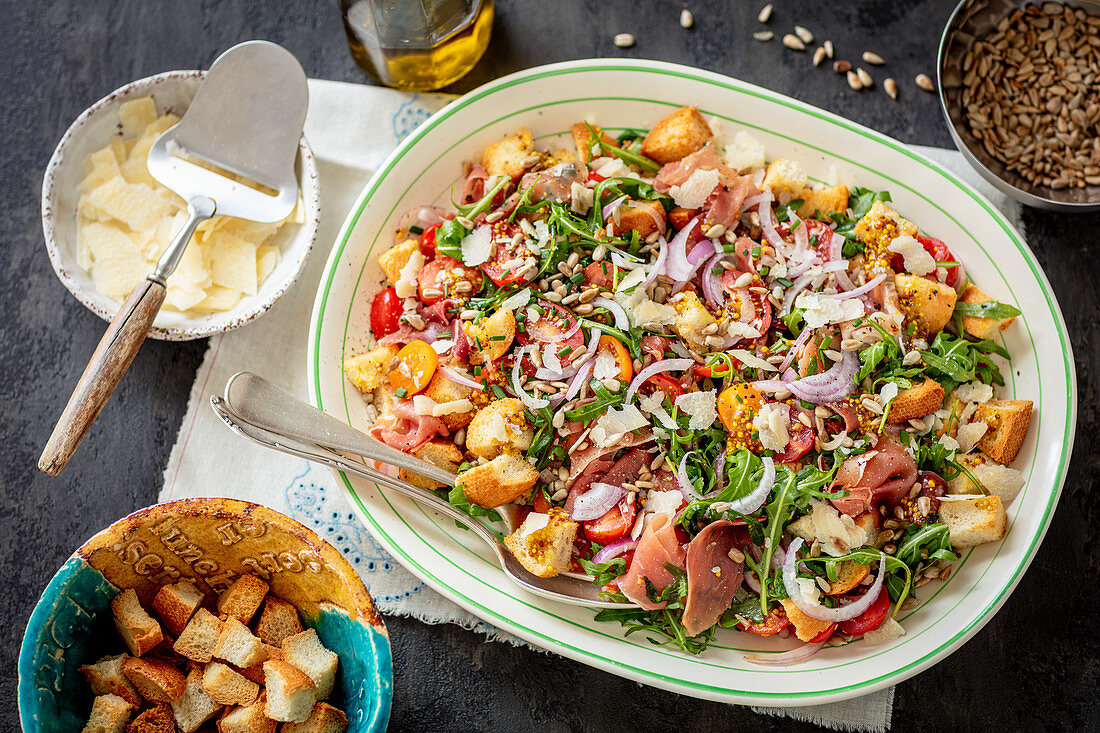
(701, 251, 736, 309)
(665, 219, 700, 281)
(821, 272, 886, 300)
(741, 192, 769, 212)
(571, 482, 625, 521)
(642, 235, 669, 289)
(776, 326, 813, 374)
(757, 194, 785, 250)
(827, 229, 843, 261)
(687, 239, 720, 266)
(624, 358, 694, 403)
(511, 346, 550, 409)
(728, 457, 775, 514)
(744, 641, 826, 667)
(782, 537, 887, 622)
(591, 297, 630, 330)
(602, 194, 629, 221)
(677, 453, 698, 501)
(786, 350, 858, 403)
(438, 365, 485, 392)
(592, 537, 639, 564)
(779, 273, 816, 315)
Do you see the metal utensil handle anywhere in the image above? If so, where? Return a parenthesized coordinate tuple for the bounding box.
(39, 199, 214, 475)
(223, 372, 457, 486)
(209, 397, 504, 554)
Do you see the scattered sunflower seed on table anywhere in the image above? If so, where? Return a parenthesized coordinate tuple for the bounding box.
(613, 33, 635, 48)
(753, 30, 774, 41)
(782, 33, 806, 50)
(758, 3, 773, 23)
(680, 9, 694, 28)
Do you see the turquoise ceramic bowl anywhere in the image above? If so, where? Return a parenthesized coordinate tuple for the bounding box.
(18, 498, 392, 732)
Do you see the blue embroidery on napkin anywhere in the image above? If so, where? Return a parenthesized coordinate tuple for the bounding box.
(392, 95, 433, 142)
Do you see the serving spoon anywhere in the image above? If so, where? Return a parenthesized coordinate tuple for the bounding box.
(209, 376, 634, 609)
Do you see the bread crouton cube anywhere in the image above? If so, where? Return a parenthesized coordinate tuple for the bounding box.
(456, 452, 540, 508)
(615, 200, 666, 239)
(120, 656, 186, 703)
(203, 661, 259, 706)
(240, 643, 283, 685)
(282, 628, 339, 699)
(640, 106, 713, 164)
(217, 574, 269, 624)
(79, 654, 142, 708)
(213, 617, 265, 668)
(571, 122, 617, 164)
(503, 508, 578, 578)
(761, 159, 808, 200)
(218, 692, 277, 733)
(170, 669, 220, 733)
(939, 494, 1006, 548)
(264, 660, 318, 723)
(886, 377, 945, 424)
(669, 290, 718, 352)
(796, 185, 850, 219)
(125, 705, 174, 733)
(826, 560, 871, 596)
(465, 398, 533, 460)
(282, 702, 350, 733)
(464, 307, 516, 363)
(378, 238, 420, 286)
(780, 598, 836, 642)
(111, 588, 163, 657)
(344, 345, 400, 395)
(82, 693, 131, 733)
(399, 440, 464, 491)
(854, 200, 918, 269)
(972, 399, 1033, 463)
(481, 127, 534, 178)
(422, 371, 475, 430)
(668, 206, 696, 230)
(255, 597, 304, 647)
(958, 284, 1016, 340)
(152, 581, 204, 637)
(895, 273, 957, 337)
(173, 608, 223, 663)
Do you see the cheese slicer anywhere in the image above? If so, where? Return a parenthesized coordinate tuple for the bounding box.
(39, 40, 308, 475)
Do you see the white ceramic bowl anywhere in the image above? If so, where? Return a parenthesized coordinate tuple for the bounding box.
(309, 60, 1076, 706)
(42, 70, 320, 340)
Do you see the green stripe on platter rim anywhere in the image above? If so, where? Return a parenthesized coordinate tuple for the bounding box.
(308, 61, 1075, 700)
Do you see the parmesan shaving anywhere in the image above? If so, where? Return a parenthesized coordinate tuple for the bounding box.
(674, 390, 718, 430)
(460, 224, 493, 266)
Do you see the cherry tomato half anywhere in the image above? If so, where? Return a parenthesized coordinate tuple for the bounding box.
(773, 406, 815, 463)
(804, 219, 838, 261)
(480, 221, 530, 287)
(369, 286, 403, 339)
(720, 269, 773, 335)
(584, 496, 638, 544)
(418, 222, 443, 257)
(806, 622, 838, 644)
(417, 256, 481, 305)
(640, 373, 685, 399)
(515, 301, 585, 360)
(737, 607, 791, 637)
(917, 235, 961, 288)
(838, 588, 891, 636)
(583, 261, 625, 291)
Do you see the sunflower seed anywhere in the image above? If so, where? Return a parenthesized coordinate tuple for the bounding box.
(834, 59, 851, 73)
(915, 73, 935, 92)
(794, 25, 814, 44)
(753, 30, 774, 42)
(613, 33, 635, 48)
(680, 9, 694, 28)
(862, 51, 885, 65)
(813, 46, 827, 66)
(847, 70, 863, 90)
(782, 33, 805, 50)
(824, 39, 834, 59)
(884, 77, 898, 100)
(857, 67, 873, 87)
(758, 3, 773, 23)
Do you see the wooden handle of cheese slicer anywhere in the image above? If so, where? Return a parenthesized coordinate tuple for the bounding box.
(38, 196, 214, 475)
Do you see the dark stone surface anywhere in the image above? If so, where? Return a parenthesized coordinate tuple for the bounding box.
(2, 0, 1096, 730)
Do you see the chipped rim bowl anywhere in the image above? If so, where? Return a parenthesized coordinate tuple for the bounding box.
(937, 0, 1100, 211)
(17, 498, 391, 732)
(41, 70, 322, 340)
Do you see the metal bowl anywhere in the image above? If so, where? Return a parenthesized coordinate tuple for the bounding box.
(938, 0, 1100, 211)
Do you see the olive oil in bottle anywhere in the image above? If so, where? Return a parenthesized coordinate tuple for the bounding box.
(341, 0, 493, 91)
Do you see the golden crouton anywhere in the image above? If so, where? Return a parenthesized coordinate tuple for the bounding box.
(217, 575, 268, 624)
(399, 440, 464, 491)
(796, 185, 850, 219)
(282, 702, 349, 733)
(854, 200, 918, 269)
(465, 398, 533, 460)
(972, 399, 1033, 463)
(481, 127, 534, 178)
(464, 308, 516, 363)
(378, 239, 419, 286)
(761, 159, 808, 200)
(669, 291, 718, 352)
(83, 694, 132, 733)
(640, 106, 713, 164)
(895, 274, 957, 337)
(615, 200, 666, 239)
(120, 657, 186, 703)
(79, 656, 143, 709)
(570, 123, 617, 163)
(343, 345, 399, 395)
(958, 284, 1016, 341)
(503, 508, 578, 578)
(111, 588, 163, 657)
(780, 598, 836, 642)
(886, 377, 945, 424)
(827, 561, 871, 596)
(939, 494, 1006, 548)
(457, 452, 540, 508)
(423, 371, 476, 430)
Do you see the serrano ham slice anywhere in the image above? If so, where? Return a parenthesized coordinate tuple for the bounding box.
(828, 436, 917, 516)
(682, 521, 749, 636)
(618, 513, 687, 610)
(369, 399, 447, 453)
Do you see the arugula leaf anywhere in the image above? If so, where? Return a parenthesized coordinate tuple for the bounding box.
(585, 122, 661, 173)
(720, 597, 767, 626)
(434, 218, 468, 260)
(919, 331, 1008, 392)
(456, 175, 510, 220)
(578, 555, 628, 585)
(857, 339, 891, 382)
(953, 300, 1022, 320)
(444, 485, 503, 535)
(894, 522, 959, 566)
(801, 550, 913, 618)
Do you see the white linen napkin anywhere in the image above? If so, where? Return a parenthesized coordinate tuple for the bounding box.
(160, 78, 1022, 732)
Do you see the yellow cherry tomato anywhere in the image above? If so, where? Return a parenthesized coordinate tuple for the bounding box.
(717, 383, 766, 436)
(597, 335, 633, 382)
(388, 340, 439, 395)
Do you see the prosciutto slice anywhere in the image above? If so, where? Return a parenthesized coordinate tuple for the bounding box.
(653, 147, 736, 192)
(619, 513, 687, 610)
(682, 521, 749, 636)
(564, 448, 650, 514)
(701, 176, 756, 231)
(368, 399, 447, 453)
(379, 320, 452, 347)
(828, 436, 918, 516)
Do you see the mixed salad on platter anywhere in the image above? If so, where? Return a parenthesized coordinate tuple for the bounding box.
(343, 105, 1033, 661)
